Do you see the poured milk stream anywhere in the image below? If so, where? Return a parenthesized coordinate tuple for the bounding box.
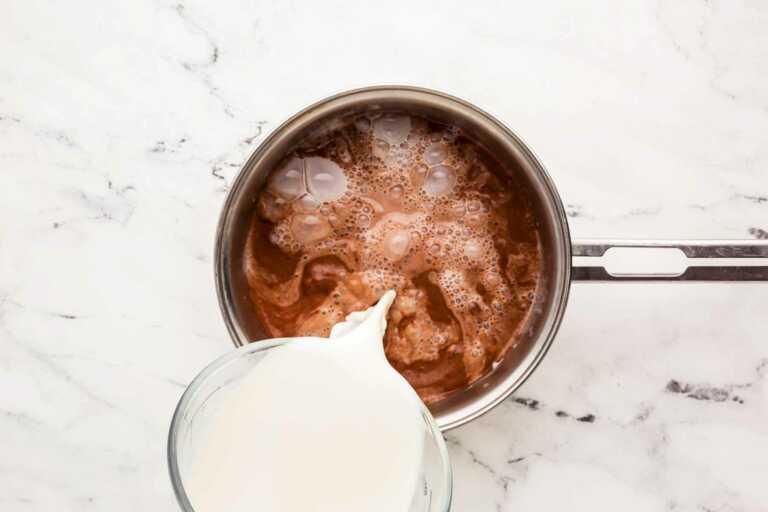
(185, 291, 425, 511)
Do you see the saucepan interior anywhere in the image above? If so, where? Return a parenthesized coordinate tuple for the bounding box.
(215, 86, 571, 430)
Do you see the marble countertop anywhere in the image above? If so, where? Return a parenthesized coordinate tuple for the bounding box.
(2, 1, 767, 510)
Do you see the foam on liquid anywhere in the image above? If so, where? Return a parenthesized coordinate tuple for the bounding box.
(185, 291, 425, 512)
(245, 111, 543, 403)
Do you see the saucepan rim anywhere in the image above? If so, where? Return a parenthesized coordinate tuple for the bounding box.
(213, 85, 572, 430)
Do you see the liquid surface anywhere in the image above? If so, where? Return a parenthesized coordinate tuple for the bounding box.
(186, 292, 426, 512)
(244, 112, 543, 402)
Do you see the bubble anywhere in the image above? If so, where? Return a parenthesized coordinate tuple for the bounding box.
(295, 193, 320, 212)
(463, 240, 483, 259)
(268, 157, 305, 200)
(357, 213, 372, 227)
(258, 192, 290, 221)
(373, 139, 390, 161)
(466, 213, 482, 225)
(389, 185, 404, 199)
(291, 214, 331, 244)
(383, 229, 411, 262)
(466, 199, 482, 213)
(424, 143, 448, 165)
(423, 165, 457, 196)
(354, 117, 371, 132)
(305, 157, 347, 202)
(374, 115, 411, 145)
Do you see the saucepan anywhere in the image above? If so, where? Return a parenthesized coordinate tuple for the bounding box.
(214, 86, 768, 431)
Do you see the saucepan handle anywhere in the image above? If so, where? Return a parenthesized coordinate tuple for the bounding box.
(571, 239, 768, 281)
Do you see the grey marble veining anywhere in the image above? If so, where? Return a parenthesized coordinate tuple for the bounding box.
(1, 1, 766, 510)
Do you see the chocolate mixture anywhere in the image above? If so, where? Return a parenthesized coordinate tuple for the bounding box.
(242, 112, 542, 403)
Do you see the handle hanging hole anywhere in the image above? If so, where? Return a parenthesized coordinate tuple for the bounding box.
(602, 247, 687, 276)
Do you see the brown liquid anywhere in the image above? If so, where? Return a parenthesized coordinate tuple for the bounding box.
(243, 112, 543, 403)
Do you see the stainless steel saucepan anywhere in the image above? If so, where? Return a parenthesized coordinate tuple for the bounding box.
(214, 86, 768, 431)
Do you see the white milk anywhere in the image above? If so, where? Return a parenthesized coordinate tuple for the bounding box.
(185, 291, 425, 512)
